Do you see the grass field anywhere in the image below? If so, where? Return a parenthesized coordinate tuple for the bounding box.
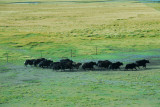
(0, 0, 160, 106)
(0, 63, 160, 107)
(0, 0, 160, 61)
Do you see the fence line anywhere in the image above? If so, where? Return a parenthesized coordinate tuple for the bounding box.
(0, 47, 157, 65)
(0, 47, 101, 64)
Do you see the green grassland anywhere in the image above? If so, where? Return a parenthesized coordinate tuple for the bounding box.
(0, 0, 160, 107)
(0, 64, 160, 107)
(0, 0, 160, 61)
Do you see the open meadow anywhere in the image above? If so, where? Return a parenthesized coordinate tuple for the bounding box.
(0, 0, 160, 60)
(0, 63, 160, 107)
(0, 0, 160, 106)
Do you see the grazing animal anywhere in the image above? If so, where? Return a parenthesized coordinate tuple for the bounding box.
(33, 58, 46, 67)
(110, 61, 123, 70)
(97, 60, 112, 69)
(82, 61, 97, 70)
(39, 60, 53, 68)
(24, 59, 36, 66)
(60, 59, 74, 71)
(60, 59, 73, 63)
(125, 63, 138, 70)
(136, 59, 150, 69)
(73, 62, 82, 70)
(51, 62, 62, 71)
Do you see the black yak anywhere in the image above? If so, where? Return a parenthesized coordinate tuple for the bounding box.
(110, 61, 123, 70)
(39, 60, 53, 68)
(60, 59, 74, 71)
(125, 63, 138, 70)
(24, 59, 36, 66)
(136, 59, 150, 69)
(82, 61, 97, 70)
(51, 62, 62, 71)
(73, 62, 82, 70)
(33, 58, 46, 67)
(97, 60, 112, 69)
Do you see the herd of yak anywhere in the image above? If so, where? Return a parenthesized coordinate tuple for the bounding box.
(24, 58, 150, 71)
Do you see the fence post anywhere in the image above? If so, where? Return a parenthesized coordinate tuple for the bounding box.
(71, 49, 72, 57)
(41, 52, 42, 58)
(96, 46, 98, 55)
(6, 53, 8, 63)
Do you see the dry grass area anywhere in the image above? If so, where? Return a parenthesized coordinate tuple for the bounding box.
(0, 0, 160, 60)
(0, 1, 160, 33)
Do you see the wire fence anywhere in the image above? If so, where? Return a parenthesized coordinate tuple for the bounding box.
(0, 47, 160, 66)
(0, 51, 100, 65)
